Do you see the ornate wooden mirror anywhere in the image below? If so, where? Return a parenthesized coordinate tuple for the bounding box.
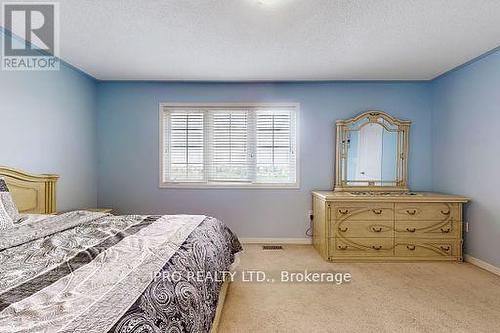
(334, 111, 411, 192)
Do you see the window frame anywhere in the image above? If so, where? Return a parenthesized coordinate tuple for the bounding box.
(159, 102, 300, 189)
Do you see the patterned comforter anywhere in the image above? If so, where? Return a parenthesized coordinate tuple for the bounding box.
(0, 211, 242, 333)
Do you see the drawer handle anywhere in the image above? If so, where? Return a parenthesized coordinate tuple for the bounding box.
(372, 209, 383, 215)
(440, 227, 451, 233)
(338, 227, 348, 233)
(371, 227, 383, 232)
(406, 209, 417, 215)
(371, 245, 382, 250)
(339, 209, 349, 215)
(406, 227, 416, 233)
(440, 245, 451, 252)
(338, 245, 348, 250)
(406, 245, 416, 251)
(441, 210, 451, 215)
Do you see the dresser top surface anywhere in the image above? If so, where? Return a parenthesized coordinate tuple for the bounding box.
(312, 191, 469, 203)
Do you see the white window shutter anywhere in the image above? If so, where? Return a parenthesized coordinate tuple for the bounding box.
(161, 104, 298, 188)
(163, 110, 205, 182)
(208, 110, 251, 182)
(255, 109, 296, 183)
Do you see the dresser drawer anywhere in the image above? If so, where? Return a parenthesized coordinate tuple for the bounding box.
(395, 203, 460, 221)
(333, 202, 393, 221)
(330, 238, 393, 257)
(395, 220, 459, 238)
(331, 220, 393, 238)
(395, 239, 458, 257)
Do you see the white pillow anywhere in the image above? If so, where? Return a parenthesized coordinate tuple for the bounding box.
(0, 200, 14, 230)
(0, 178, 19, 230)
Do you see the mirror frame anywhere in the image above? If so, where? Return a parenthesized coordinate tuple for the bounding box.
(334, 111, 411, 192)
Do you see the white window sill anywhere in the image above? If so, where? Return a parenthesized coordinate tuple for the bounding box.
(159, 182, 300, 189)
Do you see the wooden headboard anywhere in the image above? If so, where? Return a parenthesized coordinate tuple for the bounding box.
(0, 166, 59, 214)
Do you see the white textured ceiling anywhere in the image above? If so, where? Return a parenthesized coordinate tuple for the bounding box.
(10, 0, 500, 80)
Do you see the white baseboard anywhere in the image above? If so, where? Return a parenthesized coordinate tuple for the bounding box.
(465, 255, 500, 276)
(240, 238, 312, 245)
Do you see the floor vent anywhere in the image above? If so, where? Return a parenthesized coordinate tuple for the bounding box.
(263, 245, 283, 250)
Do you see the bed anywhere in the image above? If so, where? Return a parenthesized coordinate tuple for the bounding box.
(0, 166, 242, 333)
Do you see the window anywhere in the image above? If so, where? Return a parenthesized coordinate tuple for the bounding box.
(160, 103, 299, 188)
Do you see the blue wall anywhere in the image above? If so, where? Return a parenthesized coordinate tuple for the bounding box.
(0, 30, 98, 211)
(432, 48, 500, 267)
(97, 81, 432, 238)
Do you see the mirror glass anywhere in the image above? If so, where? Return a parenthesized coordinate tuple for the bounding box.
(345, 123, 398, 186)
(336, 111, 410, 191)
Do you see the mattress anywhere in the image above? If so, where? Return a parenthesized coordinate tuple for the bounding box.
(0, 211, 241, 332)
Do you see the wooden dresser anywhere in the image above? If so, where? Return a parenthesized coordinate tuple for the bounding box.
(312, 191, 469, 262)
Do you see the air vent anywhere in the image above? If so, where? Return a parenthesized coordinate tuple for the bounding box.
(263, 245, 283, 250)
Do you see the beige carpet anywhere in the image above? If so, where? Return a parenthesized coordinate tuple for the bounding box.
(218, 245, 500, 332)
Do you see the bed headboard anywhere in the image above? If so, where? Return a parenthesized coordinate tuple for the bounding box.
(0, 166, 59, 214)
